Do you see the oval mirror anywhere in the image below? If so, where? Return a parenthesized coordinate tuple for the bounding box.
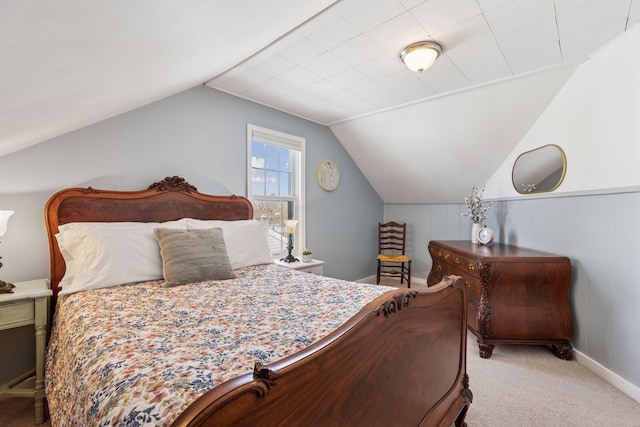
(512, 144, 566, 194)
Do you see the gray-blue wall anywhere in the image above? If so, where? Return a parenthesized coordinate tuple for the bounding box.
(386, 190, 640, 393)
(0, 86, 383, 383)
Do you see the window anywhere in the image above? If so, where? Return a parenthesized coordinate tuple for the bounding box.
(247, 124, 305, 257)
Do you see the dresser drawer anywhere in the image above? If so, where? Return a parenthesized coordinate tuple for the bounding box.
(457, 272, 481, 304)
(429, 245, 479, 278)
(0, 299, 35, 330)
(431, 259, 451, 278)
(449, 253, 480, 277)
(431, 260, 480, 303)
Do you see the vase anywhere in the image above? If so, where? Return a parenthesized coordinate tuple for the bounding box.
(471, 223, 481, 244)
(302, 254, 312, 262)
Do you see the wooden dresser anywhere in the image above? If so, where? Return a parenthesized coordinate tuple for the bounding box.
(427, 240, 572, 360)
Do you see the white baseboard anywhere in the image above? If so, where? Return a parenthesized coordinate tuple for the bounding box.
(573, 349, 640, 404)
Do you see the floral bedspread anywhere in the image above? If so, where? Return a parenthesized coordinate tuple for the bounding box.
(45, 264, 393, 426)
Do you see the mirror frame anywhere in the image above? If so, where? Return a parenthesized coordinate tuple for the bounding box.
(512, 144, 567, 194)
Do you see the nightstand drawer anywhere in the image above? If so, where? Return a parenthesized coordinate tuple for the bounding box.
(299, 265, 323, 275)
(275, 259, 325, 276)
(0, 299, 35, 330)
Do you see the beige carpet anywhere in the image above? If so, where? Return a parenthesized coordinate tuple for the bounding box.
(386, 277, 640, 426)
(4, 278, 640, 426)
(465, 333, 640, 426)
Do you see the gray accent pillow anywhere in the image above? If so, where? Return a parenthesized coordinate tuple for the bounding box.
(153, 227, 236, 287)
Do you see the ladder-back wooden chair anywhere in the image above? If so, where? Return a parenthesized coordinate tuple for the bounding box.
(377, 221, 411, 288)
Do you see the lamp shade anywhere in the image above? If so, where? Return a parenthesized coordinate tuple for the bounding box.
(400, 41, 442, 73)
(0, 210, 13, 237)
(284, 220, 298, 235)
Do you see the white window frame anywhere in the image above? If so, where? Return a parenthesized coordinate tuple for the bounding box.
(247, 124, 306, 257)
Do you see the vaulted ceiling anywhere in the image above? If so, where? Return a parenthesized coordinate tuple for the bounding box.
(2, 0, 638, 203)
(0, 0, 337, 157)
(209, 0, 636, 125)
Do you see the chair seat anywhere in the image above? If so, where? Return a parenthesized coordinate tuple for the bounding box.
(377, 254, 410, 263)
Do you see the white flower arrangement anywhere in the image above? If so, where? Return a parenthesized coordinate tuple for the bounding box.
(462, 185, 494, 224)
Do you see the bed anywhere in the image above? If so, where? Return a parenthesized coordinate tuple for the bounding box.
(44, 176, 472, 426)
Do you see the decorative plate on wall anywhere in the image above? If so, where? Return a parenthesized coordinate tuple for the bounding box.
(317, 160, 339, 191)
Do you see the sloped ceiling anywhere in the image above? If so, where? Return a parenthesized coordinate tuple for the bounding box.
(330, 62, 579, 203)
(0, 0, 337, 157)
(203, 0, 638, 203)
(208, 0, 639, 126)
(2, 0, 639, 205)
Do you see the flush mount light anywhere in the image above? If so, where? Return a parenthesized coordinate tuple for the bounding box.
(399, 41, 443, 73)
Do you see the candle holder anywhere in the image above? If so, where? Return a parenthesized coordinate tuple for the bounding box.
(280, 219, 299, 263)
(281, 233, 299, 263)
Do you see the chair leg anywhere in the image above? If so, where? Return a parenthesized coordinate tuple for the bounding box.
(400, 262, 405, 284)
(407, 261, 412, 288)
(376, 260, 381, 284)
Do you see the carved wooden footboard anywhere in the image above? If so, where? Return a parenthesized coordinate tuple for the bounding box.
(173, 276, 471, 427)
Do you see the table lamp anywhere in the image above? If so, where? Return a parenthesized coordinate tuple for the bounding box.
(280, 219, 299, 263)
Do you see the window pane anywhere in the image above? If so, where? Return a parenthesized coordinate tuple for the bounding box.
(251, 169, 265, 196)
(251, 142, 265, 169)
(279, 147, 291, 172)
(265, 171, 278, 196)
(279, 171, 291, 196)
(253, 198, 295, 255)
(265, 144, 279, 170)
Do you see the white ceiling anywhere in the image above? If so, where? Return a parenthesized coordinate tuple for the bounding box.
(331, 62, 579, 203)
(207, 0, 639, 203)
(0, 0, 337, 157)
(208, 0, 639, 126)
(2, 0, 639, 203)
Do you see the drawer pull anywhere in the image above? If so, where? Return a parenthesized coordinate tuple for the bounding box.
(436, 265, 442, 271)
(454, 257, 460, 264)
(468, 263, 475, 271)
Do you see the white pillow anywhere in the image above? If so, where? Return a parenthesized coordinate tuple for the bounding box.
(186, 219, 274, 269)
(56, 219, 188, 295)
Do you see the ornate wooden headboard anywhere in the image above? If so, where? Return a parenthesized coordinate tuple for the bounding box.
(45, 176, 253, 308)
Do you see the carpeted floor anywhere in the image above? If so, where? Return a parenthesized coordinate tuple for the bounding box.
(3, 277, 640, 426)
(0, 395, 50, 427)
(464, 332, 640, 426)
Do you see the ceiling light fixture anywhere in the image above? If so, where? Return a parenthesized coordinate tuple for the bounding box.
(399, 41, 443, 73)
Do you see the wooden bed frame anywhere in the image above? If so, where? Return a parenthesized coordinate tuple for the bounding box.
(45, 176, 472, 427)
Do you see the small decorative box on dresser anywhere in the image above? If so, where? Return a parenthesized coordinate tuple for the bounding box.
(427, 241, 573, 360)
(275, 259, 324, 276)
(0, 278, 52, 424)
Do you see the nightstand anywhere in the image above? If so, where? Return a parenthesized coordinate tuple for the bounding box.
(0, 279, 52, 424)
(275, 259, 325, 276)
